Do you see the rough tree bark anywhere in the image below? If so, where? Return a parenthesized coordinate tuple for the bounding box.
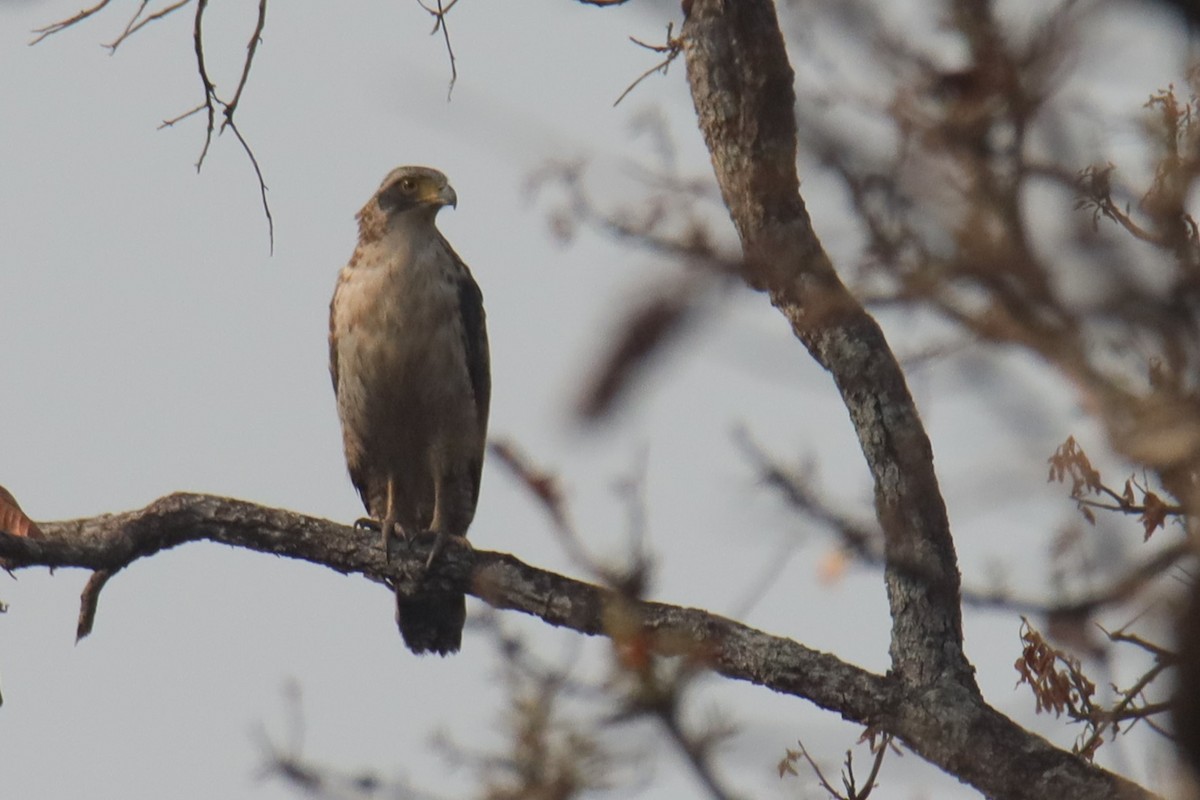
(0, 489, 1157, 800)
(675, 0, 1155, 798)
(682, 0, 968, 691)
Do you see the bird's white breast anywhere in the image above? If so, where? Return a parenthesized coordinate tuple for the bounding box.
(331, 225, 475, 461)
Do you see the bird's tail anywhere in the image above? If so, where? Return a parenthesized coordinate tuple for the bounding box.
(396, 589, 466, 655)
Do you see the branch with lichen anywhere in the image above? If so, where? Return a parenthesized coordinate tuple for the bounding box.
(0, 491, 1160, 800)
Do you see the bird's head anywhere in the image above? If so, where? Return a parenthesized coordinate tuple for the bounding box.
(374, 166, 457, 219)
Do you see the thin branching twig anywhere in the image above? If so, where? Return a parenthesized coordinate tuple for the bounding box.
(418, 0, 459, 100)
(105, 0, 191, 51)
(28, 0, 114, 45)
(32, 0, 275, 250)
(614, 24, 682, 107)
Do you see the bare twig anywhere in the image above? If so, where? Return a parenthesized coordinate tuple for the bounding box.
(106, 0, 150, 50)
(489, 440, 583, 555)
(614, 447, 652, 570)
(185, 0, 274, 250)
(793, 739, 845, 798)
(191, 0, 217, 171)
(418, 0, 459, 100)
(854, 734, 894, 800)
(614, 25, 682, 107)
(159, 103, 205, 129)
(28, 0, 113, 45)
(1107, 629, 1179, 663)
(76, 568, 116, 641)
(963, 540, 1191, 618)
(610, 626, 740, 800)
(740, 429, 1193, 620)
(531, 161, 741, 275)
(228, 119, 275, 252)
(489, 439, 632, 590)
(736, 428, 883, 564)
(35, 0, 274, 249)
(779, 733, 895, 799)
(727, 527, 800, 620)
(30, 0, 193, 50)
(225, 0, 268, 117)
(657, 706, 741, 800)
(1075, 652, 1173, 758)
(105, 0, 192, 52)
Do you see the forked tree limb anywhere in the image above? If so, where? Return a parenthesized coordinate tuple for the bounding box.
(0, 492, 1159, 799)
(682, 0, 968, 693)
(677, 1, 1156, 798)
(9, 0, 1165, 796)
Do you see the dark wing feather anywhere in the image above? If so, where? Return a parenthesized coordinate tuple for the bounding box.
(454, 260, 490, 508)
(457, 272, 490, 429)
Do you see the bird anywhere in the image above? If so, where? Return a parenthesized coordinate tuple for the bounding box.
(329, 165, 490, 655)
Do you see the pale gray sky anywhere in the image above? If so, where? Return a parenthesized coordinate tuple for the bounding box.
(0, 1, 1190, 798)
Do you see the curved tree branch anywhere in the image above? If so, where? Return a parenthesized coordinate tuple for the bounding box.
(0, 492, 1159, 799)
(671, 2, 1161, 797)
(681, 0, 968, 691)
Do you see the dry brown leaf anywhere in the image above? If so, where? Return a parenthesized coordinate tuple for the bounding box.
(1140, 491, 1168, 540)
(0, 484, 42, 540)
(817, 548, 849, 585)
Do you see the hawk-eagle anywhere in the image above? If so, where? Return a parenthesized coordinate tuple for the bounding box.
(329, 165, 490, 655)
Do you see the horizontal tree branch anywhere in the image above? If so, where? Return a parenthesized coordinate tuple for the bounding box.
(0, 492, 1158, 800)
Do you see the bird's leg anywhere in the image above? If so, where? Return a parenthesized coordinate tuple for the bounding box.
(426, 467, 451, 571)
(425, 475, 445, 570)
(424, 470, 470, 571)
(380, 475, 401, 563)
(424, 529, 448, 571)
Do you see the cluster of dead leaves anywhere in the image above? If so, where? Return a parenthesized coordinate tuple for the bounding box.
(0, 484, 41, 541)
(1047, 436, 1175, 539)
(1014, 617, 1097, 719)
